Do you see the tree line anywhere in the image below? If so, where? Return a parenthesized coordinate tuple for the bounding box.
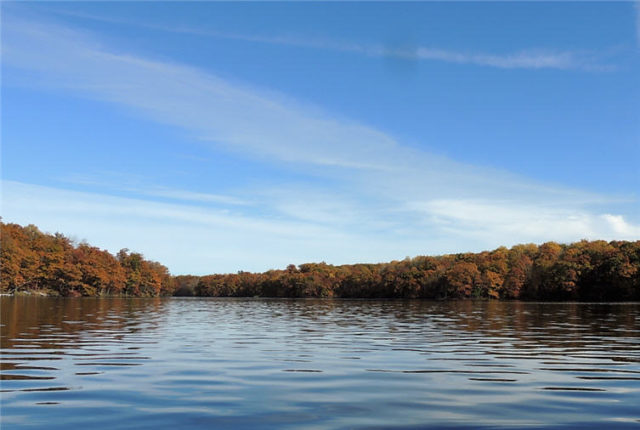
(1, 222, 173, 296)
(2, 221, 639, 300)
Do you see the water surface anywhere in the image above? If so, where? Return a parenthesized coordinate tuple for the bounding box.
(1, 298, 639, 429)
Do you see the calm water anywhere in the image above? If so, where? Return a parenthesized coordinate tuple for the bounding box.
(1, 298, 639, 429)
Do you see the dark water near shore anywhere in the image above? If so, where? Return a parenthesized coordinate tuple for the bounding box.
(1, 298, 639, 429)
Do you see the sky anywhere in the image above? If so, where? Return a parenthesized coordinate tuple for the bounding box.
(1, 1, 639, 275)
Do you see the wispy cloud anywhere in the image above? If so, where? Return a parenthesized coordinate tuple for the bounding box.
(1, 11, 637, 274)
(197, 32, 606, 71)
(3, 181, 639, 275)
(3, 14, 403, 171)
(44, 7, 610, 71)
(0, 181, 424, 274)
(140, 187, 251, 206)
(58, 172, 251, 206)
(409, 199, 640, 242)
(3, 12, 613, 201)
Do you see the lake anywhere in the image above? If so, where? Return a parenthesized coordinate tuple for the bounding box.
(1, 297, 639, 429)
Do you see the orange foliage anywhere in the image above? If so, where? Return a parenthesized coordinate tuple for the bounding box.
(2, 221, 639, 300)
(1, 222, 172, 297)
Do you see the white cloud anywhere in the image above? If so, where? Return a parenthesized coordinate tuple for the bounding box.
(3, 181, 638, 276)
(229, 34, 602, 71)
(4, 11, 597, 203)
(2, 14, 401, 171)
(601, 214, 640, 237)
(57, 173, 251, 206)
(0, 180, 434, 274)
(41, 8, 608, 71)
(409, 199, 640, 245)
(1, 12, 638, 274)
(129, 187, 251, 206)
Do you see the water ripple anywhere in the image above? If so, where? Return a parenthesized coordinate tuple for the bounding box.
(1, 298, 639, 429)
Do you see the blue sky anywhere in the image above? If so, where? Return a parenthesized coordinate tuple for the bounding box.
(1, 2, 639, 275)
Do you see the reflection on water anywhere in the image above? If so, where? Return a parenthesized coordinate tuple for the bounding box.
(1, 298, 639, 429)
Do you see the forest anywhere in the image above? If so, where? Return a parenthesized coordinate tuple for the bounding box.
(1, 221, 639, 300)
(0, 222, 173, 297)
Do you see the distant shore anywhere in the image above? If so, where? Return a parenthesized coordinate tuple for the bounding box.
(2, 222, 639, 301)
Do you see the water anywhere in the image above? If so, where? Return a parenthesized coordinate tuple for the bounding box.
(1, 298, 639, 429)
